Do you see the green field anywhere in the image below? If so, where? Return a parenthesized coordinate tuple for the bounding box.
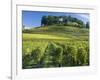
(22, 26, 89, 69)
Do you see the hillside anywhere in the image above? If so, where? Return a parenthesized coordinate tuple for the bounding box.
(23, 26, 89, 41)
(22, 25, 89, 68)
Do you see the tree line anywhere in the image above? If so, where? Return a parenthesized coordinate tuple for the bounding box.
(41, 15, 89, 28)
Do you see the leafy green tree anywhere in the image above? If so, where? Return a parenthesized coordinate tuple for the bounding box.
(41, 16, 47, 26)
(47, 15, 55, 25)
(53, 16, 59, 25)
(86, 22, 89, 28)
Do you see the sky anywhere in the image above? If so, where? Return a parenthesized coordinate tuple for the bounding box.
(22, 10, 89, 27)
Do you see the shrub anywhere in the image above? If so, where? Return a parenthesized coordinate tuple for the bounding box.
(77, 46, 88, 66)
